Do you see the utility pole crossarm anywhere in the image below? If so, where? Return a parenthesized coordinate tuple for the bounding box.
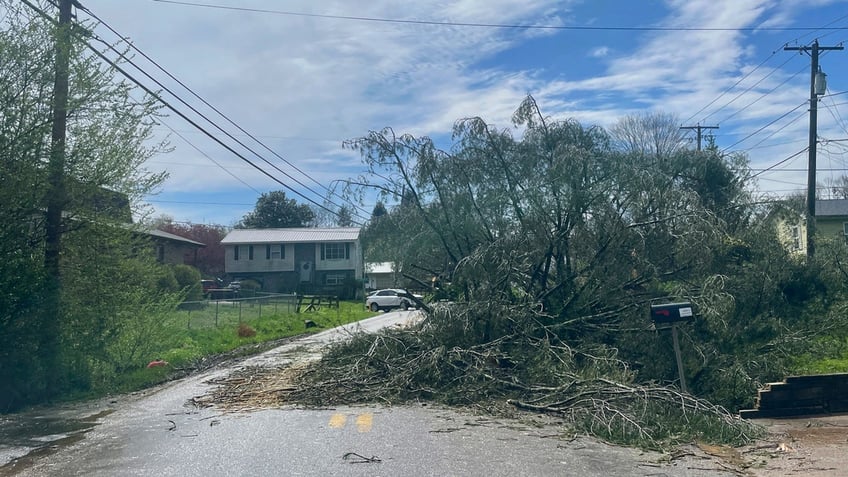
(784, 40, 844, 260)
(680, 124, 719, 151)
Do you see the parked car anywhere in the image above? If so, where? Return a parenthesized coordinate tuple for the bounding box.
(201, 279, 217, 297)
(365, 289, 422, 312)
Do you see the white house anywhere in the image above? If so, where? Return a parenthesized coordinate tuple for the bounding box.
(220, 227, 362, 293)
(365, 261, 398, 290)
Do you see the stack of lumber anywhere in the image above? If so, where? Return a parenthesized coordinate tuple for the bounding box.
(740, 373, 848, 419)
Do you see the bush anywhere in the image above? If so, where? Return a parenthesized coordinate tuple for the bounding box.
(172, 264, 202, 301)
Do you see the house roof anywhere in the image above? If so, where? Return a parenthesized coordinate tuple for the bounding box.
(816, 199, 848, 217)
(146, 229, 205, 246)
(366, 262, 395, 274)
(221, 227, 361, 244)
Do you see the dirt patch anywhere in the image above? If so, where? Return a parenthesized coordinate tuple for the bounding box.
(740, 414, 848, 476)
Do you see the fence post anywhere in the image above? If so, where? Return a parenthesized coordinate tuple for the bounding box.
(215, 300, 219, 327)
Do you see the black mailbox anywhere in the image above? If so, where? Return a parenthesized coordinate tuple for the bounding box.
(650, 302, 695, 324)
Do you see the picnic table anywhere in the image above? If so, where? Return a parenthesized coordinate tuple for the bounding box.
(296, 295, 339, 312)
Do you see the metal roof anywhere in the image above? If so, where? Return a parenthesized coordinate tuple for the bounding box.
(221, 227, 361, 244)
(365, 262, 395, 274)
(146, 228, 205, 246)
(816, 199, 848, 217)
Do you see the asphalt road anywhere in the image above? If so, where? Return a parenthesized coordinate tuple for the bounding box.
(1, 311, 738, 476)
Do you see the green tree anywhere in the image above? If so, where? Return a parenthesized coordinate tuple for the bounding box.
(336, 205, 354, 227)
(0, 1, 170, 409)
(238, 191, 315, 228)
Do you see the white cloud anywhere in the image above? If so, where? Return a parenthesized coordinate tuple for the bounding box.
(76, 0, 848, 223)
(590, 46, 610, 58)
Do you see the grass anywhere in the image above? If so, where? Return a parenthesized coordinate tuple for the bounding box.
(103, 300, 374, 395)
(790, 336, 848, 375)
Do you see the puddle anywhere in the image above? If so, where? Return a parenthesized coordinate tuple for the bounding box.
(0, 409, 114, 475)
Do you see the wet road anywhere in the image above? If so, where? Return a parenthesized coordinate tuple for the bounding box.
(1, 311, 737, 476)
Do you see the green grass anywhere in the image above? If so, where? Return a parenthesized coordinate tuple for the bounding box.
(791, 336, 848, 375)
(104, 300, 374, 394)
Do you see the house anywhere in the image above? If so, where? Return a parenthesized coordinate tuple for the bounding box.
(221, 227, 363, 294)
(778, 199, 848, 254)
(145, 228, 206, 266)
(365, 262, 399, 290)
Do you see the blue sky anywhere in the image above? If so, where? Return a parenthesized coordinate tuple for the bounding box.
(76, 0, 848, 227)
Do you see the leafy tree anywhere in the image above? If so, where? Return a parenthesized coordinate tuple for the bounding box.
(0, 1, 170, 409)
(343, 96, 794, 411)
(608, 111, 687, 158)
(371, 202, 388, 220)
(238, 190, 314, 228)
(336, 205, 354, 227)
(155, 218, 228, 277)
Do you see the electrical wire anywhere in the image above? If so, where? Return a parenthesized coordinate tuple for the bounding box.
(81, 33, 367, 223)
(722, 101, 808, 152)
(149, 0, 848, 32)
(78, 2, 373, 222)
(19, 0, 366, 226)
(157, 117, 263, 194)
(750, 147, 809, 178)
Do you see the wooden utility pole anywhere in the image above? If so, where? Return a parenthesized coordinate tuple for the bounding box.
(679, 124, 718, 151)
(42, 0, 73, 394)
(785, 40, 843, 260)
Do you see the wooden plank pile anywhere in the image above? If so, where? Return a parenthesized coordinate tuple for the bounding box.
(740, 373, 848, 419)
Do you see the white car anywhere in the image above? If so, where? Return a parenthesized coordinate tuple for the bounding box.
(365, 289, 421, 312)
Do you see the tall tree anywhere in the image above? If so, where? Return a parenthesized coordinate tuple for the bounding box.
(238, 190, 315, 228)
(0, 0, 169, 409)
(608, 111, 688, 158)
(336, 205, 354, 227)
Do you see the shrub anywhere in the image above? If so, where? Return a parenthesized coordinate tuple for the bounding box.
(172, 264, 202, 301)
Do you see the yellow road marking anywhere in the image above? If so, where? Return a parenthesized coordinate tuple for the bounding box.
(328, 413, 347, 429)
(356, 413, 373, 433)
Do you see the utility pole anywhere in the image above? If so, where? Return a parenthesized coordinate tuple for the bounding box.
(785, 40, 843, 260)
(43, 0, 73, 395)
(680, 124, 718, 151)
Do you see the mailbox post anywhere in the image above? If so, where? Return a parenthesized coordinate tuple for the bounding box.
(650, 302, 695, 394)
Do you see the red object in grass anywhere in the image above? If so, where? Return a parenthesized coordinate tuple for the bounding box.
(146, 360, 169, 368)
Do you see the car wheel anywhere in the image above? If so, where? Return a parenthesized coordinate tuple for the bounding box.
(400, 300, 409, 311)
(369, 302, 380, 312)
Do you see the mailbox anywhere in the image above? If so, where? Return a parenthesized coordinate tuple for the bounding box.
(650, 302, 695, 324)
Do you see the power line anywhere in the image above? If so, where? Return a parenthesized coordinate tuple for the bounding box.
(149, 199, 254, 206)
(78, 4, 372, 222)
(19, 0, 365, 227)
(150, 0, 848, 32)
(157, 117, 263, 194)
(713, 63, 807, 125)
(683, 52, 778, 125)
(750, 147, 809, 178)
(76, 3, 371, 224)
(722, 101, 808, 152)
(686, 12, 848, 125)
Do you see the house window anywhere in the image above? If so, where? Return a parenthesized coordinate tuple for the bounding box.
(326, 274, 345, 285)
(156, 244, 165, 263)
(248, 245, 254, 260)
(321, 242, 349, 260)
(234, 246, 240, 261)
(267, 244, 284, 260)
(843, 222, 848, 237)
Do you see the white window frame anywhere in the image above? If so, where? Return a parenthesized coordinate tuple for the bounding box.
(324, 243, 346, 260)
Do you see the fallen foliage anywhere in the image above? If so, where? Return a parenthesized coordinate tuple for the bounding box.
(200, 303, 762, 449)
